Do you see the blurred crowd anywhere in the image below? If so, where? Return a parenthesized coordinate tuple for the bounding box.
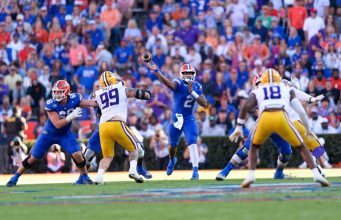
(0, 0, 340, 163)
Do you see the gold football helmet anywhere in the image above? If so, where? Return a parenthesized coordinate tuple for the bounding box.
(99, 71, 118, 88)
(260, 68, 281, 84)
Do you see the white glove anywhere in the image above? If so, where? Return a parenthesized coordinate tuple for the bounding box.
(310, 95, 325, 103)
(66, 107, 82, 122)
(229, 125, 243, 143)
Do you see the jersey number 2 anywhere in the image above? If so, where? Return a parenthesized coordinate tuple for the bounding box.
(100, 88, 119, 109)
(263, 86, 281, 100)
(184, 95, 195, 108)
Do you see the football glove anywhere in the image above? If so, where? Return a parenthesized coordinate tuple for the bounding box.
(66, 107, 82, 122)
(310, 95, 325, 103)
(229, 125, 243, 143)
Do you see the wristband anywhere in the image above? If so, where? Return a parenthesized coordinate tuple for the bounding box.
(237, 118, 245, 126)
(154, 69, 159, 73)
(191, 91, 199, 99)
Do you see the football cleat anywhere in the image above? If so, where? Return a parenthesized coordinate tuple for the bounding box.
(216, 172, 226, 181)
(73, 174, 94, 185)
(274, 169, 285, 179)
(166, 157, 177, 176)
(129, 172, 144, 183)
(312, 168, 330, 187)
(241, 176, 255, 188)
(6, 177, 17, 187)
(137, 166, 152, 179)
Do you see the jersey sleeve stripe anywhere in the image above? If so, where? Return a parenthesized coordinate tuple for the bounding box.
(120, 122, 138, 149)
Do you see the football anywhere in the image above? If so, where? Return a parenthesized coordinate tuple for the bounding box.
(141, 52, 152, 63)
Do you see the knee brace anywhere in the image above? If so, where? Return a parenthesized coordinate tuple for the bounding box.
(72, 155, 86, 168)
(84, 148, 96, 165)
(137, 143, 145, 158)
(22, 154, 35, 169)
(236, 146, 249, 161)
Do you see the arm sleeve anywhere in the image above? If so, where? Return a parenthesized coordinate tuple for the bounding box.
(293, 88, 312, 102)
(172, 79, 181, 91)
(290, 98, 310, 131)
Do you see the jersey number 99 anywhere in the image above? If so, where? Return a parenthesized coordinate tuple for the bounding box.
(100, 88, 119, 109)
(263, 86, 281, 100)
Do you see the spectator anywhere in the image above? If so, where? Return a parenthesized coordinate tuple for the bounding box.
(47, 144, 65, 173)
(100, 0, 121, 47)
(216, 109, 233, 135)
(12, 80, 25, 105)
(69, 37, 88, 69)
(202, 115, 225, 136)
(26, 71, 46, 116)
(146, 80, 169, 118)
(113, 39, 133, 71)
(243, 35, 270, 65)
(252, 18, 267, 42)
(309, 106, 325, 133)
(0, 22, 10, 45)
(7, 32, 24, 61)
(4, 64, 22, 92)
(315, 117, 338, 134)
(149, 128, 169, 170)
(226, 0, 248, 30)
(174, 19, 200, 47)
(139, 117, 155, 138)
(303, 8, 325, 41)
(9, 136, 27, 172)
(317, 98, 334, 117)
(2, 106, 27, 142)
(288, 0, 308, 40)
(0, 75, 9, 105)
(124, 19, 142, 42)
(73, 56, 98, 94)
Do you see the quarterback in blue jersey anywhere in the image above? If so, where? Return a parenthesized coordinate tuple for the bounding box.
(143, 52, 208, 180)
(84, 82, 152, 179)
(6, 80, 98, 187)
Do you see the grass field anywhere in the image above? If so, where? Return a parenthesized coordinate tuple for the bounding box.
(0, 170, 340, 220)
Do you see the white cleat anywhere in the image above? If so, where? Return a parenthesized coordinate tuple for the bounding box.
(129, 172, 144, 183)
(94, 175, 104, 185)
(312, 168, 330, 187)
(241, 177, 255, 188)
(215, 173, 226, 181)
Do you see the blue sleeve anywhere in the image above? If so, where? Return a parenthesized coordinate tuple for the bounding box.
(69, 93, 82, 106)
(44, 99, 55, 111)
(195, 82, 203, 95)
(172, 79, 181, 91)
(76, 67, 83, 77)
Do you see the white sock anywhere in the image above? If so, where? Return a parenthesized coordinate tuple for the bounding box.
(129, 160, 137, 173)
(188, 144, 199, 168)
(95, 169, 105, 183)
(247, 170, 255, 180)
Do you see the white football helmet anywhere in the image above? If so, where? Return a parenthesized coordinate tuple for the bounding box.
(179, 64, 196, 82)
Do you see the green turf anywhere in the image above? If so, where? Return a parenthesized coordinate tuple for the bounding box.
(1, 178, 340, 220)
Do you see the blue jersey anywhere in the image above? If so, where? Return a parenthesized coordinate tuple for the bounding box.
(172, 79, 203, 117)
(44, 93, 82, 135)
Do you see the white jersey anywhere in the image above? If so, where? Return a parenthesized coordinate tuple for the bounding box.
(252, 83, 293, 115)
(95, 81, 128, 124)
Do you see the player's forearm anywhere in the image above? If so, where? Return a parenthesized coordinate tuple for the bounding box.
(52, 119, 69, 129)
(80, 99, 97, 108)
(154, 70, 176, 90)
(196, 95, 208, 108)
(294, 88, 312, 102)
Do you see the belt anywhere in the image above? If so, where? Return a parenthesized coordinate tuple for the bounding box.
(263, 107, 284, 112)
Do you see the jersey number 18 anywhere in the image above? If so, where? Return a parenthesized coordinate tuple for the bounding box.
(263, 86, 281, 100)
(100, 88, 120, 109)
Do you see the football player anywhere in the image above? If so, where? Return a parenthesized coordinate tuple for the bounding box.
(217, 74, 326, 180)
(84, 82, 152, 179)
(144, 53, 208, 180)
(93, 71, 151, 184)
(229, 69, 329, 187)
(6, 80, 98, 187)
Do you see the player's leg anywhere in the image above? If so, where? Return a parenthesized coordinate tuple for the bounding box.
(115, 121, 143, 183)
(278, 113, 329, 186)
(241, 112, 273, 188)
(270, 133, 292, 179)
(60, 133, 93, 185)
(166, 123, 182, 175)
(85, 128, 101, 171)
(183, 119, 200, 180)
(95, 122, 116, 184)
(6, 133, 54, 187)
(216, 134, 252, 181)
(136, 142, 152, 179)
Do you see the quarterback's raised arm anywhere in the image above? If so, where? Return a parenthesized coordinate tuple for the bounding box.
(125, 87, 152, 100)
(142, 52, 176, 91)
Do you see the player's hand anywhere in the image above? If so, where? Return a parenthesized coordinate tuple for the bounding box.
(66, 107, 82, 122)
(310, 95, 325, 103)
(188, 81, 193, 94)
(229, 125, 243, 143)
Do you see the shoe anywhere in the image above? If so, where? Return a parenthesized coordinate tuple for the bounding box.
(216, 172, 226, 181)
(312, 168, 330, 187)
(274, 169, 285, 179)
(191, 167, 199, 180)
(137, 166, 152, 179)
(6, 177, 17, 187)
(129, 172, 144, 183)
(166, 157, 177, 176)
(73, 174, 94, 185)
(241, 177, 255, 188)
